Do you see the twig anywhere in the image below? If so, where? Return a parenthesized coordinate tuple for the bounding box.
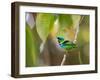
(73, 16, 84, 43)
(60, 16, 84, 66)
(61, 54, 67, 66)
(73, 23, 79, 43)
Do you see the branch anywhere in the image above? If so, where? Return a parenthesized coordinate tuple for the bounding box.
(73, 16, 84, 43)
(61, 54, 67, 66)
(60, 16, 84, 66)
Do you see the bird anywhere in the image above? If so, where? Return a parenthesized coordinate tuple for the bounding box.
(57, 36, 77, 50)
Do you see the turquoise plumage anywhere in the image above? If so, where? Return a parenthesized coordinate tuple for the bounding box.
(57, 36, 77, 50)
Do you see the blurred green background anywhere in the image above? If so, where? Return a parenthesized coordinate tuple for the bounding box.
(25, 12, 90, 67)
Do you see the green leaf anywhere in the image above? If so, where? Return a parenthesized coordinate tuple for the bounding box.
(36, 13, 56, 42)
(58, 14, 81, 29)
(26, 23, 39, 67)
(57, 14, 81, 41)
(58, 14, 73, 28)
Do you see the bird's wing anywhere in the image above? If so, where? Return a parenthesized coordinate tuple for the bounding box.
(62, 40, 70, 45)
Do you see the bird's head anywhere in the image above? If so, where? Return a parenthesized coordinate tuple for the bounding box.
(57, 36, 64, 44)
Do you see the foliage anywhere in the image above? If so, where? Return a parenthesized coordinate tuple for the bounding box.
(26, 13, 89, 66)
(26, 23, 39, 67)
(36, 13, 56, 42)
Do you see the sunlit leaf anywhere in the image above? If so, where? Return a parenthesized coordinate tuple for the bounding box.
(36, 13, 56, 42)
(50, 18, 59, 37)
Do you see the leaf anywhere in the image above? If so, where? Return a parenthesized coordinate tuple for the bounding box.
(71, 15, 81, 29)
(57, 14, 81, 41)
(36, 13, 56, 42)
(58, 14, 73, 29)
(77, 16, 90, 64)
(26, 23, 39, 67)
